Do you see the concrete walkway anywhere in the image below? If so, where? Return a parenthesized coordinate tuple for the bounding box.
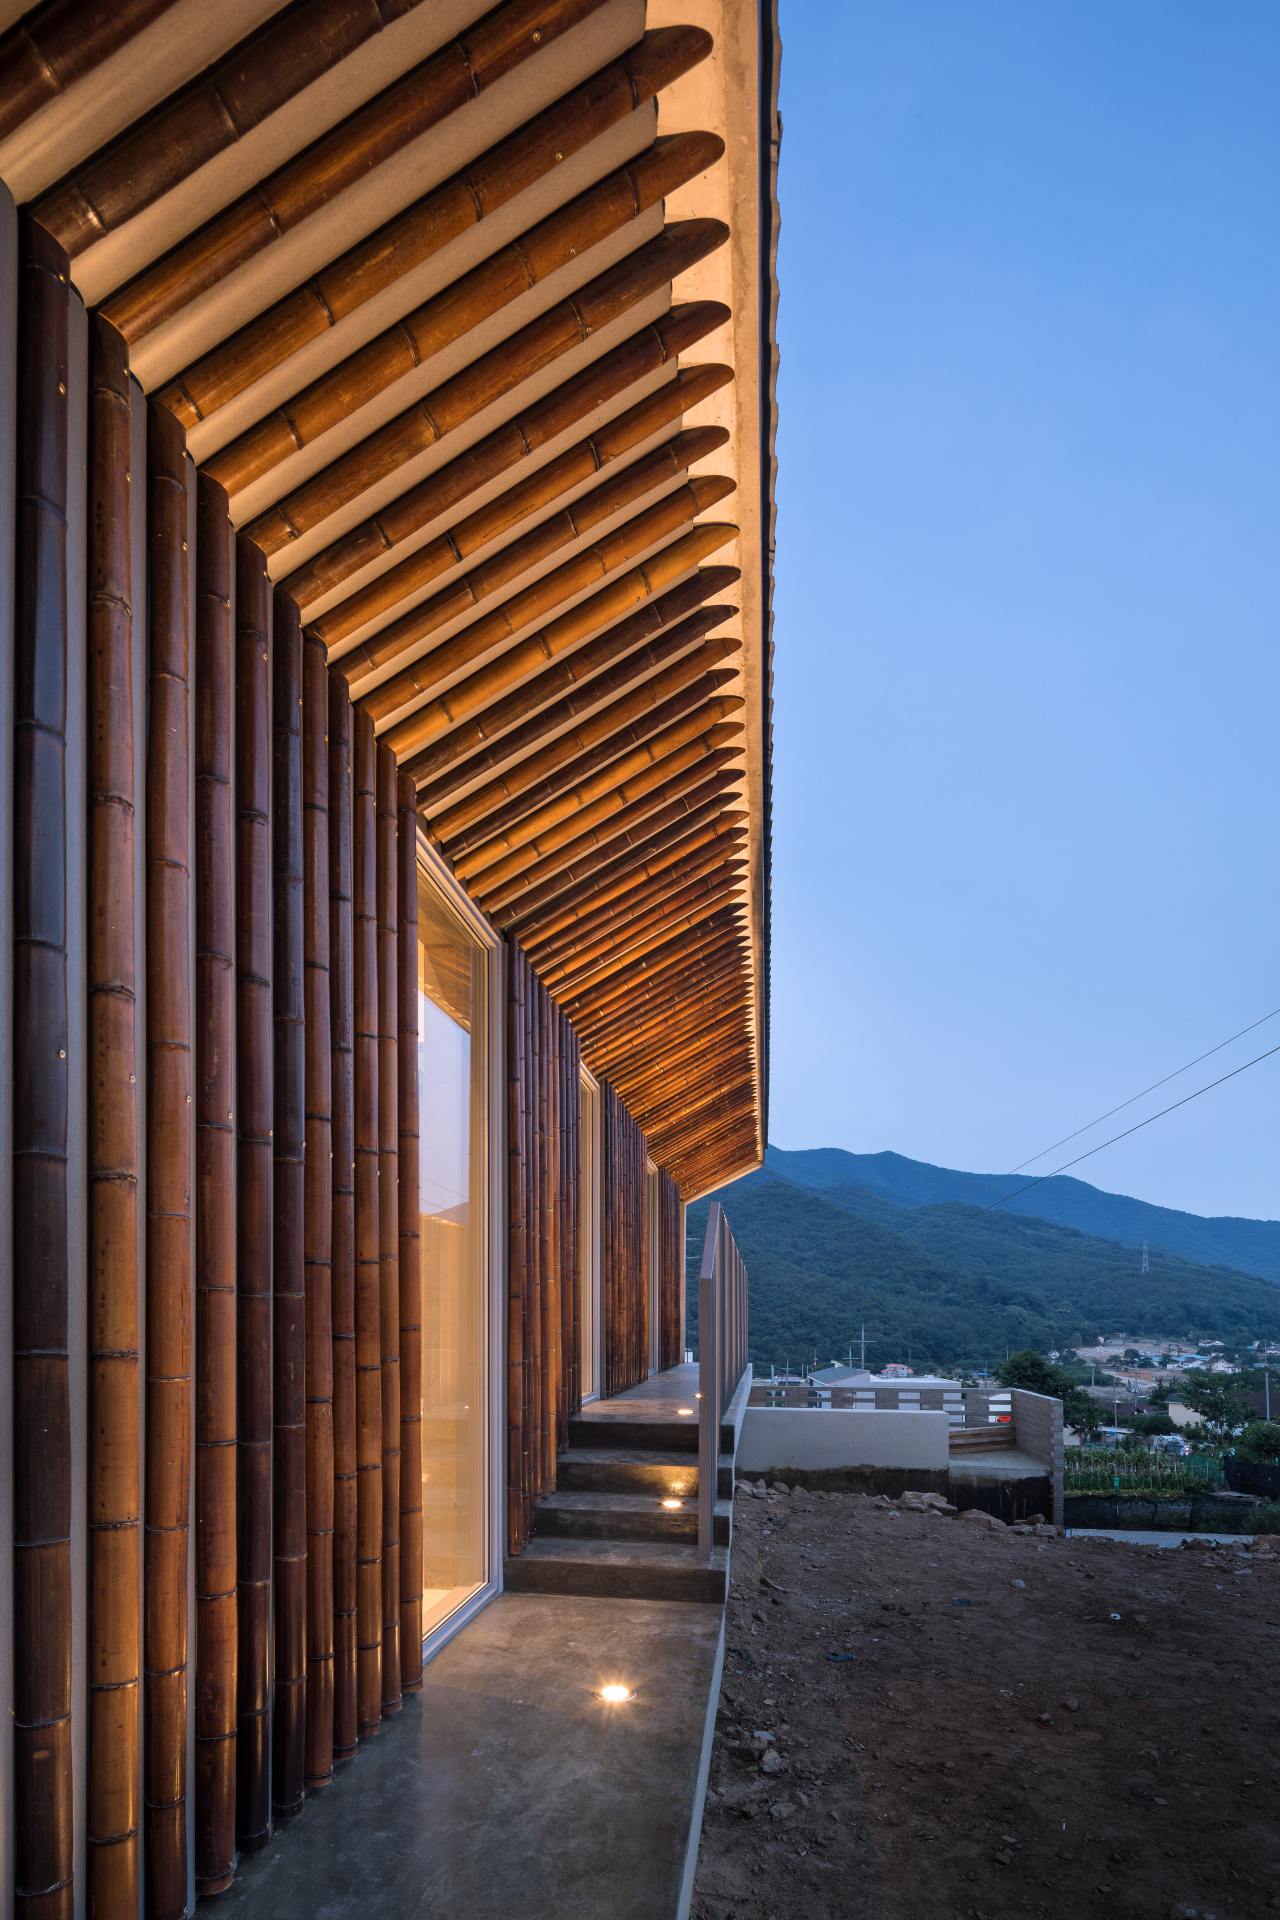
(208, 1588, 724, 1920)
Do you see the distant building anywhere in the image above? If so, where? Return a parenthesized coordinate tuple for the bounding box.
(881, 1362, 915, 1378)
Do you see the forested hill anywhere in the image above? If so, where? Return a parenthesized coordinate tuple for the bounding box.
(755, 1145, 1280, 1282)
(684, 1178, 1280, 1374)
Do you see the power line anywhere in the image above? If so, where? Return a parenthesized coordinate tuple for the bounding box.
(972, 1042, 1280, 1217)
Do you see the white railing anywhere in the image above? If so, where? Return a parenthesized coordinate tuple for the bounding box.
(698, 1202, 748, 1564)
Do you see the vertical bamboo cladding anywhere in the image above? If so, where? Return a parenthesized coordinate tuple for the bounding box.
(396, 771, 422, 1690)
(234, 536, 272, 1853)
(352, 708, 383, 1734)
(193, 472, 237, 1895)
(658, 1169, 682, 1374)
(272, 588, 307, 1817)
(602, 1081, 648, 1399)
(86, 309, 142, 1920)
(13, 214, 73, 1920)
(375, 742, 400, 1714)
(328, 667, 357, 1759)
(303, 627, 335, 1785)
(503, 944, 583, 1552)
(144, 397, 192, 1920)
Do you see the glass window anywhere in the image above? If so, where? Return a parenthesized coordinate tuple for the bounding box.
(418, 869, 488, 1637)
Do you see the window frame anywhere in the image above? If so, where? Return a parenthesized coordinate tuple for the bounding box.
(414, 827, 506, 1658)
(577, 1063, 603, 1405)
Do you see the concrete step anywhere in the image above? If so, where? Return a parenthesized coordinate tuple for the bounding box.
(555, 1447, 700, 1498)
(950, 1427, 1017, 1453)
(567, 1411, 699, 1454)
(534, 1489, 733, 1547)
(503, 1535, 729, 1604)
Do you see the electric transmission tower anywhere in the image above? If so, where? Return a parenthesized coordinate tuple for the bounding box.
(1142, 1240, 1149, 1274)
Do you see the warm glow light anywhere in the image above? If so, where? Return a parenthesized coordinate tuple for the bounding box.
(601, 1685, 633, 1703)
(678, 1408, 693, 1415)
(662, 1498, 682, 1509)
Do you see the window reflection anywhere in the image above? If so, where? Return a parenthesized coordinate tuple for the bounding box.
(418, 872, 487, 1636)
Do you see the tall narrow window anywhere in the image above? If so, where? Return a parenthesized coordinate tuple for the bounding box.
(579, 1076, 598, 1401)
(417, 872, 488, 1635)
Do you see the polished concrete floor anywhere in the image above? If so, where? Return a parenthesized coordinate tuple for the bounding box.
(207, 1592, 723, 1920)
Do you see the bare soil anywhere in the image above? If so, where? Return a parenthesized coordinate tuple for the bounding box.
(691, 1484, 1280, 1920)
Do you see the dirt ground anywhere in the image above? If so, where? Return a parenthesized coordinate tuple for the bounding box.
(691, 1482, 1280, 1920)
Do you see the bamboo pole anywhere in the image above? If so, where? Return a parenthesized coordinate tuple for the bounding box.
(0, 0, 173, 142)
(200, 141, 722, 496)
(408, 588, 738, 799)
(506, 943, 526, 1554)
(564, 915, 748, 1029)
(583, 986, 749, 1086)
(376, 744, 401, 1715)
(100, 1, 683, 344)
(86, 310, 142, 1920)
(303, 630, 334, 1789)
(234, 536, 272, 1854)
(541, 871, 743, 990)
(144, 397, 192, 1920)
(33, 0, 443, 256)
(352, 709, 383, 1734)
(13, 215, 73, 1920)
(396, 772, 422, 1688)
(281, 324, 729, 610)
(549, 883, 743, 999)
(379, 523, 738, 754)
(571, 937, 749, 1048)
(576, 959, 751, 1067)
(601, 1011, 752, 1099)
(327, 670, 357, 1760)
(193, 472, 236, 1895)
(271, 591, 307, 1819)
(343, 453, 731, 694)
(525, 853, 746, 971)
(245, 226, 729, 555)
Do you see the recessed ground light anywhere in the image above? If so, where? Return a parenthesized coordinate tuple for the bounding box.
(600, 1685, 635, 1703)
(678, 1408, 694, 1415)
(662, 1498, 682, 1508)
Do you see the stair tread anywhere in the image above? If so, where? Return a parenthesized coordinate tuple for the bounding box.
(557, 1448, 699, 1468)
(540, 1490, 697, 1514)
(516, 1536, 726, 1569)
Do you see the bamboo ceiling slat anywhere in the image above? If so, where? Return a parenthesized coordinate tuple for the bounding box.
(0, 0, 174, 144)
(279, 312, 729, 607)
(514, 827, 746, 946)
(432, 675, 741, 853)
(631, 1068, 759, 1143)
(558, 906, 747, 1019)
(459, 711, 744, 890)
(32, 0, 433, 257)
(377, 519, 738, 750)
(568, 925, 748, 1036)
(497, 812, 747, 938)
(155, 27, 712, 420)
(355, 481, 733, 722)
(538, 869, 743, 989)
(616, 1034, 756, 1106)
(340, 435, 728, 688)
(242, 222, 729, 549)
(583, 972, 750, 1071)
(98, 0, 630, 341)
(462, 754, 742, 897)
(407, 584, 737, 797)
(173, 131, 721, 459)
(598, 1011, 752, 1099)
(314, 399, 733, 657)
(523, 849, 745, 967)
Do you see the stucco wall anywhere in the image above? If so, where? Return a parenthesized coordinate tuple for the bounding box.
(737, 1408, 950, 1474)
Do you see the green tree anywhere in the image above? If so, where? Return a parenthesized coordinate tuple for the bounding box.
(1234, 1420, 1280, 1464)
(997, 1348, 1100, 1439)
(1172, 1372, 1254, 1448)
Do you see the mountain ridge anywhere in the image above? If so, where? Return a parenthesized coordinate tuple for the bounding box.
(750, 1145, 1280, 1283)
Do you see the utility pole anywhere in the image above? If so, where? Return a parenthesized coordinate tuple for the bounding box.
(858, 1322, 877, 1370)
(1142, 1240, 1149, 1274)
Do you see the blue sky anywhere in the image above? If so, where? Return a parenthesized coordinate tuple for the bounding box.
(767, 1, 1280, 1220)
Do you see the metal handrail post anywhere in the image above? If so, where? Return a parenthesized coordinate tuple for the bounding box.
(698, 1203, 721, 1564)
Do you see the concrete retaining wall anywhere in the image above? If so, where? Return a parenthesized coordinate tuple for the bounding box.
(737, 1408, 950, 1476)
(1011, 1390, 1064, 1525)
